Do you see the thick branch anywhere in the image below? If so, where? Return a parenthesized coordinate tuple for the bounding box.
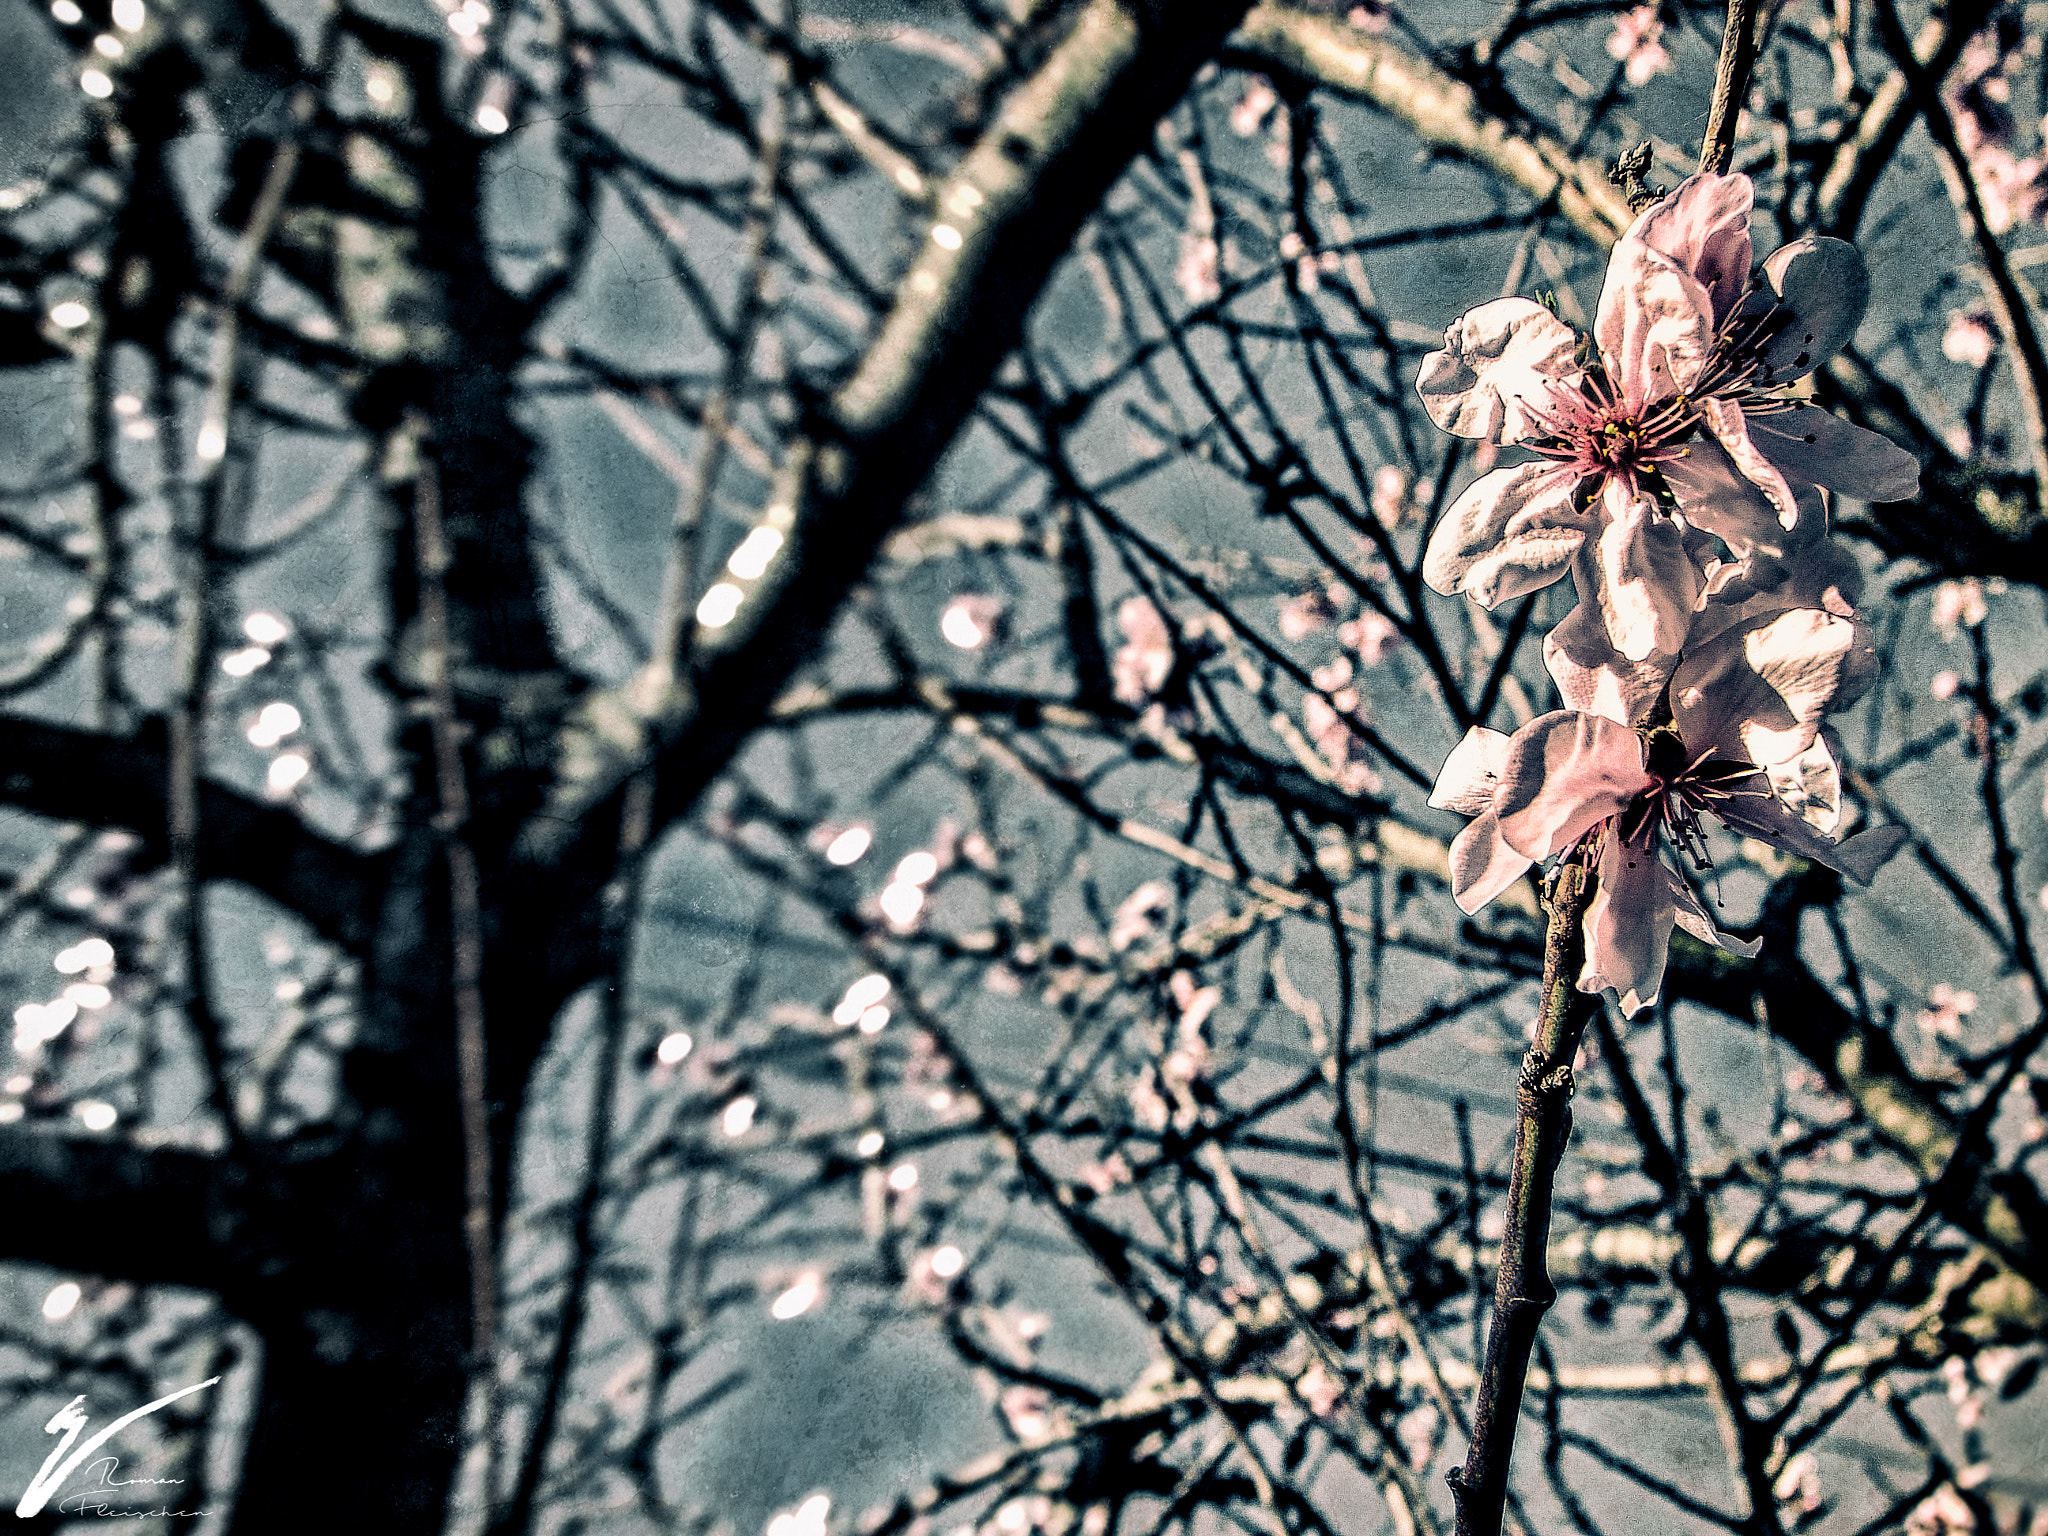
(529, 0, 1261, 862)
(1228, 6, 1633, 243)
(0, 715, 381, 952)
(0, 1128, 232, 1292)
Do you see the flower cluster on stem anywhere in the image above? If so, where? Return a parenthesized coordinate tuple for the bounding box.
(1416, 171, 1913, 1013)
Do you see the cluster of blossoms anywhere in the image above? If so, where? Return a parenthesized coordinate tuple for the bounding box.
(1945, 8, 2048, 235)
(1415, 173, 1913, 1013)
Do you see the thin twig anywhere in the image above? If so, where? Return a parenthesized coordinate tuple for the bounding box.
(411, 446, 498, 1369)
(1698, 0, 1761, 175)
(1447, 862, 1595, 1536)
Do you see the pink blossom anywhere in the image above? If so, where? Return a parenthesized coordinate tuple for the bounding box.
(1177, 235, 1221, 307)
(1432, 612, 1904, 1011)
(1932, 577, 1987, 640)
(1917, 983, 1978, 1038)
(1346, 0, 1391, 33)
(1370, 464, 1412, 523)
(999, 1386, 1058, 1440)
(1230, 78, 1277, 137)
(1906, 1483, 1977, 1535)
(1943, 309, 1998, 369)
(1304, 692, 1382, 796)
(1296, 1362, 1344, 1416)
(1418, 174, 1917, 666)
(1279, 584, 1339, 640)
(1113, 596, 1174, 704)
(1339, 610, 1401, 664)
(1772, 1452, 1822, 1514)
(1606, 5, 1671, 86)
(1110, 880, 1172, 952)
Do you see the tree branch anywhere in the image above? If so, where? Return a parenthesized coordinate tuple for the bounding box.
(527, 0, 1262, 864)
(1448, 862, 1595, 1536)
(0, 1128, 233, 1293)
(1227, 6, 1633, 244)
(0, 715, 382, 952)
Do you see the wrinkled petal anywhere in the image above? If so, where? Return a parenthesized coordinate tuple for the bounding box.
(1430, 726, 1514, 815)
(1580, 831, 1675, 1015)
(1666, 870, 1763, 958)
(1422, 461, 1586, 605)
(1596, 487, 1701, 662)
(1671, 608, 1876, 766)
(1449, 809, 1534, 914)
(1738, 236, 1869, 384)
(1544, 588, 1676, 727)
(1661, 433, 1804, 557)
(1745, 402, 1921, 502)
(1718, 795, 1908, 885)
(1632, 173, 1755, 329)
(1416, 298, 1581, 445)
(1496, 711, 1648, 860)
(1596, 240, 1716, 411)
(1765, 730, 1843, 835)
(1696, 396, 1801, 532)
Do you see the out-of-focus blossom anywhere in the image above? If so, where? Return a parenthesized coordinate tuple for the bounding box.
(1346, 0, 1391, 33)
(1338, 610, 1401, 665)
(1110, 880, 1172, 952)
(1177, 234, 1221, 306)
(1905, 1484, 1977, 1536)
(1370, 464, 1412, 524)
(1773, 1452, 1822, 1514)
(1296, 1362, 1344, 1416)
(1419, 174, 1916, 668)
(1606, 5, 1670, 85)
(940, 595, 1003, 649)
(766, 1493, 832, 1536)
(1931, 670, 1962, 700)
(1113, 597, 1174, 705)
(1932, 577, 1988, 640)
(769, 1272, 823, 1320)
(1230, 77, 1277, 137)
(1396, 1402, 1438, 1469)
(1304, 692, 1382, 796)
(1279, 583, 1341, 640)
(999, 1385, 1061, 1441)
(1918, 983, 1979, 1038)
(1080, 1152, 1132, 1192)
(1943, 309, 1998, 368)
(1130, 1064, 1171, 1132)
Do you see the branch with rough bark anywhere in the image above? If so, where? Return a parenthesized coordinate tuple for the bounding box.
(529, 0, 1261, 868)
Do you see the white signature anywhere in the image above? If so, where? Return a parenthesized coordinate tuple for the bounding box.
(14, 1377, 220, 1519)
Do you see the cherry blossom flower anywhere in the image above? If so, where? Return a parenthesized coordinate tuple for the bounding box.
(1418, 173, 1917, 663)
(1943, 309, 1998, 369)
(1772, 1452, 1822, 1515)
(1932, 577, 1988, 640)
(1230, 77, 1278, 137)
(1917, 982, 1978, 1038)
(1905, 1483, 1977, 1536)
(1370, 464, 1412, 523)
(1113, 596, 1174, 704)
(1339, 609, 1401, 665)
(1430, 608, 1904, 1011)
(1606, 5, 1671, 86)
(1177, 233, 1221, 307)
(1346, 0, 1391, 34)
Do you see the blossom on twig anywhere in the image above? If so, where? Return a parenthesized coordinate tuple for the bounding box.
(1429, 606, 1904, 1012)
(1417, 173, 1917, 665)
